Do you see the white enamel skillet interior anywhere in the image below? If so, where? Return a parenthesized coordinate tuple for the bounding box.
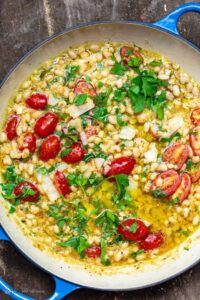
(0, 4, 200, 294)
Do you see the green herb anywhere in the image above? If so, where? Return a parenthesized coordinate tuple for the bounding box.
(48, 76, 63, 87)
(160, 132, 181, 143)
(74, 94, 87, 106)
(63, 65, 79, 84)
(189, 130, 198, 135)
(148, 60, 162, 67)
(80, 112, 90, 129)
(95, 152, 108, 160)
(152, 190, 166, 198)
(58, 235, 89, 258)
(92, 107, 108, 124)
(131, 249, 145, 258)
(35, 165, 55, 175)
(97, 81, 104, 89)
(84, 152, 95, 162)
(184, 246, 189, 251)
(171, 197, 180, 205)
(50, 104, 67, 120)
(96, 210, 119, 240)
(9, 199, 21, 214)
(141, 165, 150, 178)
(61, 149, 71, 158)
(110, 62, 128, 76)
(130, 222, 138, 233)
(115, 108, 126, 126)
(85, 75, 91, 84)
(40, 69, 49, 79)
(128, 57, 142, 68)
(100, 238, 111, 265)
(95, 85, 112, 107)
(113, 89, 126, 102)
(180, 229, 189, 236)
(186, 158, 196, 171)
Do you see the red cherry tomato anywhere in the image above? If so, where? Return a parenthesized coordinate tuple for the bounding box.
(34, 112, 59, 138)
(39, 135, 60, 161)
(162, 142, 189, 170)
(190, 126, 200, 156)
(139, 232, 164, 251)
(85, 244, 101, 258)
(171, 173, 191, 203)
(151, 170, 181, 197)
(6, 114, 19, 140)
(105, 156, 136, 177)
(118, 219, 149, 241)
(26, 94, 48, 110)
(190, 169, 200, 183)
(85, 126, 96, 138)
(54, 170, 71, 197)
(74, 79, 97, 97)
(14, 181, 40, 202)
(61, 143, 85, 164)
(19, 132, 36, 153)
(191, 108, 200, 126)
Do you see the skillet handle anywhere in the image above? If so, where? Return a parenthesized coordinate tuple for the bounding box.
(153, 2, 200, 35)
(0, 226, 80, 300)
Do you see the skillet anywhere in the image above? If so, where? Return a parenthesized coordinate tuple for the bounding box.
(0, 2, 200, 299)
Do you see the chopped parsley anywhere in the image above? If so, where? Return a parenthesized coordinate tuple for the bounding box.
(160, 132, 181, 143)
(63, 65, 79, 84)
(92, 107, 108, 124)
(58, 235, 89, 258)
(152, 190, 166, 198)
(148, 60, 162, 67)
(110, 62, 128, 76)
(74, 93, 87, 106)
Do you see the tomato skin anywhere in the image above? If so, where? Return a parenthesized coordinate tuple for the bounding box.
(190, 126, 200, 156)
(26, 94, 48, 110)
(61, 142, 85, 164)
(85, 126, 96, 138)
(139, 232, 164, 251)
(151, 170, 181, 197)
(14, 181, 40, 202)
(85, 244, 101, 258)
(39, 135, 61, 161)
(54, 170, 71, 197)
(162, 142, 189, 170)
(34, 112, 59, 138)
(191, 108, 200, 126)
(118, 219, 149, 241)
(171, 173, 191, 203)
(74, 79, 97, 96)
(19, 132, 36, 153)
(6, 114, 19, 140)
(105, 156, 136, 177)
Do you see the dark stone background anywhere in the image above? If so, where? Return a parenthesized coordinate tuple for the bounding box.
(0, 0, 200, 299)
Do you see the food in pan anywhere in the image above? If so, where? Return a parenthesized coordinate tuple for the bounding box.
(0, 42, 200, 267)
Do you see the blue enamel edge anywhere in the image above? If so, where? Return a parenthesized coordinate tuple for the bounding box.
(0, 226, 80, 299)
(0, 2, 200, 299)
(153, 2, 200, 35)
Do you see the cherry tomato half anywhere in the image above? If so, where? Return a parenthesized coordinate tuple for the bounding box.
(39, 135, 61, 161)
(26, 94, 48, 110)
(118, 219, 149, 241)
(105, 156, 136, 177)
(19, 132, 36, 153)
(6, 114, 19, 141)
(85, 244, 101, 258)
(162, 142, 189, 170)
(34, 112, 59, 138)
(151, 170, 181, 197)
(54, 170, 71, 197)
(171, 172, 191, 203)
(74, 79, 97, 97)
(14, 181, 40, 202)
(190, 126, 200, 157)
(61, 143, 85, 164)
(191, 108, 200, 126)
(139, 232, 164, 251)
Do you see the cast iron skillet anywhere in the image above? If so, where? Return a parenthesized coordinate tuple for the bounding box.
(0, 3, 200, 299)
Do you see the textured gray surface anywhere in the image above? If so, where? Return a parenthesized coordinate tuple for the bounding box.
(0, 0, 200, 299)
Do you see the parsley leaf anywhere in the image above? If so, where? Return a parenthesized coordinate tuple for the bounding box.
(148, 60, 162, 67)
(100, 238, 111, 265)
(92, 107, 108, 124)
(171, 197, 180, 205)
(63, 65, 79, 84)
(95, 85, 112, 107)
(160, 132, 181, 143)
(112, 89, 126, 102)
(110, 62, 128, 76)
(58, 235, 89, 258)
(152, 190, 166, 198)
(131, 249, 145, 258)
(130, 223, 138, 233)
(74, 94, 87, 106)
(128, 57, 142, 68)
